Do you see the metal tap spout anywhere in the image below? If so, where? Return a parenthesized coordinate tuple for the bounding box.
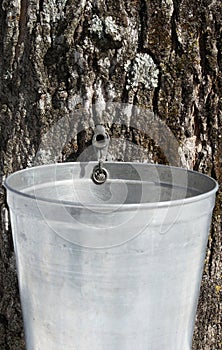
(92, 125, 110, 162)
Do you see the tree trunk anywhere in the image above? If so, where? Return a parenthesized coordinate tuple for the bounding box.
(0, 0, 221, 349)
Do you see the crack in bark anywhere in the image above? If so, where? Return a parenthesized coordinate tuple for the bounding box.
(171, 3, 183, 56)
(14, 0, 28, 63)
(152, 65, 161, 115)
(39, 0, 44, 13)
(138, 0, 148, 51)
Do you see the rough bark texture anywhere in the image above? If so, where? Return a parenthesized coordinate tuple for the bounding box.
(0, 0, 221, 349)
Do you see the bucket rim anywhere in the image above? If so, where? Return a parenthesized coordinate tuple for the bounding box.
(4, 162, 219, 209)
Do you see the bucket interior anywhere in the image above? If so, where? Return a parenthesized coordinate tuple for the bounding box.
(5, 162, 218, 206)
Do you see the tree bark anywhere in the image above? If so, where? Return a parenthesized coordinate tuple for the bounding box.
(0, 0, 221, 349)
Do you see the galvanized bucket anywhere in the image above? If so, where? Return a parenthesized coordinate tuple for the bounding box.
(5, 162, 218, 350)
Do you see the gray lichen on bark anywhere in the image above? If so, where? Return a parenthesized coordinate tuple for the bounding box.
(0, 0, 221, 349)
